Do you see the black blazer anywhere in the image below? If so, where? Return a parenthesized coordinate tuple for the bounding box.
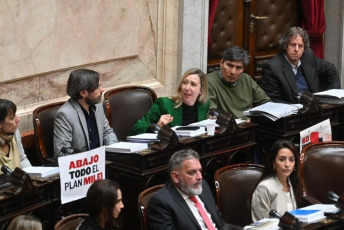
(146, 180, 225, 230)
(261, 49, 340, 104)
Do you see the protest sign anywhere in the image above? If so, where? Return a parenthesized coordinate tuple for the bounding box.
(58, 146, 105, 204)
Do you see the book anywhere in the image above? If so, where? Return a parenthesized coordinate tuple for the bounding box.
(105, 142, 148, 153)
(289, 209, 325, 224)
(23, 166, 60, 178)
(243, 102, 303, 121)
(126, 133, 159, 143)
(173, 126, 206, 137)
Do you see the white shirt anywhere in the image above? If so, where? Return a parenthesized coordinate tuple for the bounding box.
(176, 187, 217, 230)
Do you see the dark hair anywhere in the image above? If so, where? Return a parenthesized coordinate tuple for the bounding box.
(0, 99, 16, 123)
(221, 46, 249, 66)
(7, 215, 42, 230)
(260, 139, 304, 207)
(171, 68, 208, 108)
(168, 148, 200, 175)
(85, 179, 121, 229)
(279, 27, 310, 52)
(67, 69, 100, 100)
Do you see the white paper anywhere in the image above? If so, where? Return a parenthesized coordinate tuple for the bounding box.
(314, 89, 344, 99)
(58, 146, 106, 204)
(300, 204, 340, 214)
(244, 102, 302, 121)
(188, 119, 219, 127)
(23, 166, 59, 178)
(106, 141, 148, 153)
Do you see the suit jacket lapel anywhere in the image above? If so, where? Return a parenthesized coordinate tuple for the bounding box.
(166, 181, 201, 229)
(70, 99, 90, 149)
(300, 54, 317, 92)
(171, 105, 182, 127)
(280, 54, 298, 95)
(94, 105, 103, 145)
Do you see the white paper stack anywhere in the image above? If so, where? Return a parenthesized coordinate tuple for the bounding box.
(106, 142, 148, 153)
(243, 102, 303, 121)
(314, 89, 344, 104)
(23, 166, 60, 178)
(173, 126, 207, 137)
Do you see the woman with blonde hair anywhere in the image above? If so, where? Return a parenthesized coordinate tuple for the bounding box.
(131, 68, 209, 135)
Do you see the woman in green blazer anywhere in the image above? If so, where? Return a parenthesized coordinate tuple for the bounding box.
(131, 68, 209, 135)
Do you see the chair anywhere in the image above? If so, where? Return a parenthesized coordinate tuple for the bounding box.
(54, 213, 89, 230)
(33, 101, 65, 166)
(214, 163, 264, 227)
(103, 86, 157, 141)
(300, 141, 344, 203)
(138, 184, 164, 230)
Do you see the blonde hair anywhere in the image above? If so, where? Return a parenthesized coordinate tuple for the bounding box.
(171, 68, 208, 108)
(7, 215, 42, 230)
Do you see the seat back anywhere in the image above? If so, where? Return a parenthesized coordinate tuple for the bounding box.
(214, 163, 264, 227)
(103, 86, 157, 141)
(33, 101, 65, 165)
(138, 184, 164, 230)
(54, 213, 89, 230)
(300, 141, 344, 203)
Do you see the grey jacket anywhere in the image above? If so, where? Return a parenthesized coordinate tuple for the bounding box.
(53, 99, 117, 159)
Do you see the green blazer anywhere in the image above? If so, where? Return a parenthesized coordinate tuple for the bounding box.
(131, 97, 210, 135)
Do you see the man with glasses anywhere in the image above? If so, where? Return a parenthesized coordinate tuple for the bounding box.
(261, 27, 340, 104)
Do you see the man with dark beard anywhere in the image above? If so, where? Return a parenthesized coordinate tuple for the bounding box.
(147, 149, 225, 230)
(53, 69, 118, 159)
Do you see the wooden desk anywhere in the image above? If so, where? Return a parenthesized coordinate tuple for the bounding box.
(106, 122, 256, 230)
(0, 175, 60, 229)
(250, 104, 342, 162)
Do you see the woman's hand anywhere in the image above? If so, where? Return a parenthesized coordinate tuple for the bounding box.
(157, 114, 174, 127)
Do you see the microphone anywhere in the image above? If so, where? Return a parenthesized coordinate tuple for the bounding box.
(269, 210, 282, 219)
(61, 147, 74, 155)
(209, 110, 219, 117)
(148, 123, 161, 133)
(61, 147, 82, 155)
(1, 165, 13, 175)
(328, 191, 339, 202)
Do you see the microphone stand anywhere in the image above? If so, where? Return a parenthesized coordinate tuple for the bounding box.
(298, 91, 320, 115)
(215, 110, 237, 135)
(151, 125, 181, 151)
(278, 212, 302, 230)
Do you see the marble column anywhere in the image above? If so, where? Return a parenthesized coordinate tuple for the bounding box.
(177, 0, 209, 80)
(324, 0, 344, 88)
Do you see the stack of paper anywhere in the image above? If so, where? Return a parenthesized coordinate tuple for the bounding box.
(23, 166, 60, 178)
(172, 126, 206, 137)
(314, 89, 344, 104)
(243, 102, 303, 121)
(106, 142, 148, 153)
(126, 133, 159, 143)
(289, 209, 325, 224)
(244, 218, 279, 230)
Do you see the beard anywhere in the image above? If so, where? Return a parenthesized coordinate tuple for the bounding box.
(85, 94, 102, 105)
(179, 179, 203, 196)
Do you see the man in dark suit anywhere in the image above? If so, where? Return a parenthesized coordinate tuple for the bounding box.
(261, 27, 340, 104)
(146, 149, 225, 230)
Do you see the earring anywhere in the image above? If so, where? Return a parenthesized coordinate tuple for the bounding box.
(273, 165, 275, 170)
(293, 167, 295, 171)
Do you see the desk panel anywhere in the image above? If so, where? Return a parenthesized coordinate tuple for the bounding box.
(106, 123, 257, 230)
